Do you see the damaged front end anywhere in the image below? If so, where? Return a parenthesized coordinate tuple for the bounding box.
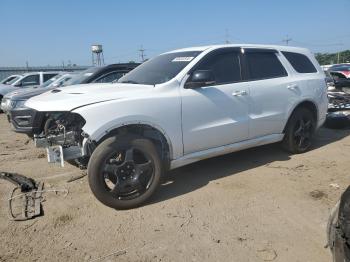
(34, 112, 91, 167)
(325, 91, 350, 129)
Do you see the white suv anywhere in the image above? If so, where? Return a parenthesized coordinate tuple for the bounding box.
(27, 44, 328, 209)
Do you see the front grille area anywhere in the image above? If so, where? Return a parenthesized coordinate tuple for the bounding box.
(9, 108, 45, 136)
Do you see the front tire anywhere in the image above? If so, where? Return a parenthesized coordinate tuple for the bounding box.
(88, 134, 163, 209)
(282, 107, 316, 153)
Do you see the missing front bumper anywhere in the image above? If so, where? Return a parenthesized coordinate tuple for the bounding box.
(46, 145, 84, 167)
(35, 135, 84, 167)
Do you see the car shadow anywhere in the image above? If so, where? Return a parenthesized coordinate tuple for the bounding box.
(149, 127, 350, 205)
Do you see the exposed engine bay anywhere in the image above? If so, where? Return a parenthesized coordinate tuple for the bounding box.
(34, 112, 88, 167)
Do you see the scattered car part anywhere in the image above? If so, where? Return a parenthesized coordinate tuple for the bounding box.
(0, 172, 42, 221)
(0, 172, 36, 191)
(8, 182, 44, 221)
(327, 186, 350, 262)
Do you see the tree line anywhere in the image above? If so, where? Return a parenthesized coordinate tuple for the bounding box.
(315, 50, 350, 65)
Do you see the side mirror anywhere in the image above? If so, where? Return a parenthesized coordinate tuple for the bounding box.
(185, 70, 216, 89)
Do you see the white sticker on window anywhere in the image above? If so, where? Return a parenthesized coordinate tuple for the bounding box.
(172, 57, 194, 62)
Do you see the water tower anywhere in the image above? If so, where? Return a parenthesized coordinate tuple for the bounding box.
(91, 44, 105, 66)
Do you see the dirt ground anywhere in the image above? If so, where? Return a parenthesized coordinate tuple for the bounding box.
(0, 114, 349, 262)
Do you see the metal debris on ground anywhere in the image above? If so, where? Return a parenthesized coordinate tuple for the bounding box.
(0, 172, 36, 192)
(1, 171, 68, 221)
(0, 172, 43, 221)
(67, 172, 87, 183)
(8, 182, 44, 221)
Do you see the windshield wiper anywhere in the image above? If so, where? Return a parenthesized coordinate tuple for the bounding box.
(119, 80, 139, 84)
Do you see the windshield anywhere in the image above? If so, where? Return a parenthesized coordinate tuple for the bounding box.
(41, 74, 63, 88)
(118, 51, 202, 85)
(1, 75, 16, 84)
(64, 67, 99, 85)
(5, 76, 21, 85)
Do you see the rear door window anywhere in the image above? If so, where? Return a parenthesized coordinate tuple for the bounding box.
(282, 51, 317, 73)
(245, 51, 287, 80)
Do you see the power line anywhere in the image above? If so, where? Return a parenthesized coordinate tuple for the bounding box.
(138, 45, 146, 62)
(225, 29, 230, 44)
(282, 35, 292, 45)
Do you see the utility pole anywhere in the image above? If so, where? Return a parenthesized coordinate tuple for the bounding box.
(25, 61, 29, 72)
(138, 45, 146, 62)
(282, 35, 292, 45)
(337, 52, 340, 64)
(225, 29, 230, 44)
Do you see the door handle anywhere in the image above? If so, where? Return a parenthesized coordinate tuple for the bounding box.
(232, 90, 248, 96)
(287, 84, 298, 90)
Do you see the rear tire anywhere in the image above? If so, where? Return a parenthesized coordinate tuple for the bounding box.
(282, 107, 316, 153)
(88, 134, 163, 209)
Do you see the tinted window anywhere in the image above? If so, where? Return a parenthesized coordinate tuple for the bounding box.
(282, 51, 317, 73)
(43, 73, 58, 82)
(245, 52, 287, 80)
(6, 76, 21, 85)
(118, 51, 201, 85)
(64, 68, 99, 85)
(94, 71, 125, 83)
(1, 76, 16, 84)
(21, 75, 40, 85)
(193, 51, 241, 84)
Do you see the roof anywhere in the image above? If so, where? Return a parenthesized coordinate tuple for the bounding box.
(166, 44, 310, 54)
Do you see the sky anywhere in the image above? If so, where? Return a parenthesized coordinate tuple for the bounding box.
(1, 0, 349, 67)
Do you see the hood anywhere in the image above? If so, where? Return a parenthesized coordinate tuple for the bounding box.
(25, 82, 153, 112)
(4, 86, 50, 100)
(0, 83, 20, 96)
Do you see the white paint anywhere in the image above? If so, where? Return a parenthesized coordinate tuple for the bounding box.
(27, 44, 328, 169)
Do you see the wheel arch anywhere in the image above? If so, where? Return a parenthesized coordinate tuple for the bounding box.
(283, 99, 319, 132)
(86, 121, 173, 170)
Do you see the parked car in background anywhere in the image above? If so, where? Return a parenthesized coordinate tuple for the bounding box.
(0, 71, 59, 107)
(26, 44, 328, 209)
(1, 73, 76, 113)
(40, 73, 76, 89)
(8, 63, 139, 136)
(329, 64, 350, 78)
(329, 71, 350, 92)
(0, 74, 20, 85)
(64, 63, 140, 86)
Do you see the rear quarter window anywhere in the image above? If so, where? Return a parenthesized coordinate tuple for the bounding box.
(282, 51, 317, 73)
